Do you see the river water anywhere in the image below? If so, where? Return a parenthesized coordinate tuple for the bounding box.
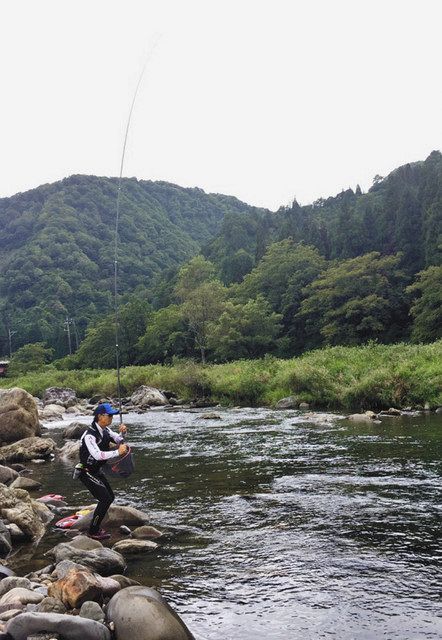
(24, 408, 442, 639)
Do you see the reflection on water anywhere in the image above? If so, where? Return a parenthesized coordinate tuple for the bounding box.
(29, 409, 442, 639)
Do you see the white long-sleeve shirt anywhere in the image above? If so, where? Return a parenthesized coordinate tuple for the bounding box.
(82, 423, 124, 461)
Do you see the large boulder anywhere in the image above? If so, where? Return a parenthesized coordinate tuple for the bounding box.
(62, 422, 88, 439)
(47, 542, 126, 576)
(9, 476, 42, 491)
(0, 388, 41, 445)
(130, 386, 168, 407)
(0, 484, 52, 540)
(5, 611, 111, 640)
(43, 387, 77, 408)
(106, 586, 195, 640)
(71, 504, 151, 531)
(0, 437, 56, 463)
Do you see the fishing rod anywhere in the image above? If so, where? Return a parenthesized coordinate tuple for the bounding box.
(113, 44, 158, 423)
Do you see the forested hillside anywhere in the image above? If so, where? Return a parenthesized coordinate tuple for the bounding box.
(1, 151, 441, 367)
(0, 175, 265, 356)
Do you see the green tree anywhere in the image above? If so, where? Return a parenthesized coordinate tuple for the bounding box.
(76, 299, 150, 368)
(208, 295, 282, 361)
(298, 252, 409, 347)
(8, 342, 54, 376)
(181, 281, 227, 364)
(407, 265, 442, 342)
(137, 305, 189, 363)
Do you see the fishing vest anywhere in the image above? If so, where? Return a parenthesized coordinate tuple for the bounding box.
(79, 423, 113, 472)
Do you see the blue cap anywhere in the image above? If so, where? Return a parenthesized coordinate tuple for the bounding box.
(94, 402, 120, 416)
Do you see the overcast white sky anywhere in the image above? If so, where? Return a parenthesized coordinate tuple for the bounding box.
(1, 0, 441, 210)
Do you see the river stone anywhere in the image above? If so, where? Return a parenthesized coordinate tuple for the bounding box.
(275, 396, 298, 410)
(48, 568, 103, 609)
(112, 539, 158, 555)
(0, 608, 22, 622)
(36, 596, 67, 614)
(299, 402, 310, 410)
(108, 575, 141, 589)
(0, 484, 48, 540)
(70, 504, 150, 531)
(48, 542, 126, 576)
(57, 440, 80, 461)
(0, 567, 15, 580)
(0, 578, 32, 598)
(0, 588, 44, 606)
(201, 413, 221, 420)
(80, 600, 105, 622)
(10, 476, 42, 491)
(66, 535, 103, 552)
(5, 611, 112, 640)
(130, 386, 168, 407)
(0, 388, 41, 446)
(106, 586, 195, 640)
(132, 525, 163, 539)
(62, 422, 88, 440)
(43, 388, 77, 409)
(52, 560, 89, 579)
(0, 437, 57, 463)
(39, 404, 66, 421)
(0, 465, 19, 486)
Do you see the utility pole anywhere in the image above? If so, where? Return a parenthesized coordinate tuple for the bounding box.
(71, 318, 80, 351)
(64, 317, 72, 355)
(8, 328, 16, 359)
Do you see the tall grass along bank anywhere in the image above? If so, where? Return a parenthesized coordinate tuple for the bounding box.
(1, 341, 441, 411)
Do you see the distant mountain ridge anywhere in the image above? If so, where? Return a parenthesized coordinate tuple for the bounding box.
(0, 151, 440, 357)
(0, 174, 266, 354)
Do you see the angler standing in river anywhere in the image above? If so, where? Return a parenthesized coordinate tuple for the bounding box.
(74, 402, 128, 540)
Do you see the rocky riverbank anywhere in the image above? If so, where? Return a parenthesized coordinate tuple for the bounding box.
(0, 387, 195, 639)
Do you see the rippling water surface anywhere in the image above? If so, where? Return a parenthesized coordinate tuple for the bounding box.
(33, 409, 442, 639)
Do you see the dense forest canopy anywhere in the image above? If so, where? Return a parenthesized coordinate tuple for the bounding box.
(1, 151, 441, 366)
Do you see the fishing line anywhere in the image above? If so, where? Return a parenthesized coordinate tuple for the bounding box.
(113, 41, 159, 422)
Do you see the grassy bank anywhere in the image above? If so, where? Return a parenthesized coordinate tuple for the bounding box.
(1, 341, 441, 411)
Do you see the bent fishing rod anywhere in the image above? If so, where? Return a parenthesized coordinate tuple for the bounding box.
(113, 44, 158, 423)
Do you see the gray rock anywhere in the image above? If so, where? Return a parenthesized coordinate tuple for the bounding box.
(299, 402, 310, 410)
(57, 440, 80, 462)
(79, 600, 105, 622)
(66, 535, 103, 552)
(0, 388, 41, 446)
(106, 586, 194, 640)
(112, 539, 158, 554)
(0, 437, 57, 463)
(201, 413, 221, 420)
(275, 396, 298, 410)
(108, 575, 141, 589)
(52, 560, 89, 579)
(0, 608, 22, 621)
(347, 413, 377, 422)
(36, 596, 66, 614)
(5, 612, 111, 640)
(43, 388, 77, 408)
(48, 543, 126, 576)
(436, 407, 442, 414)
(0, 577, 32, 597)
(132, 525, 163, 539)
(0, 484, 51, 540)
(0, 587, 44, 606)
(62, 422, 88, 440)
(10, 476, 42, 491)
(39, 404, 66, 421)
(130, 386, 168, 407)
(70, 504, 150, 531)
(0, 465, 19, 486)
(0, 566, 15, 579)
